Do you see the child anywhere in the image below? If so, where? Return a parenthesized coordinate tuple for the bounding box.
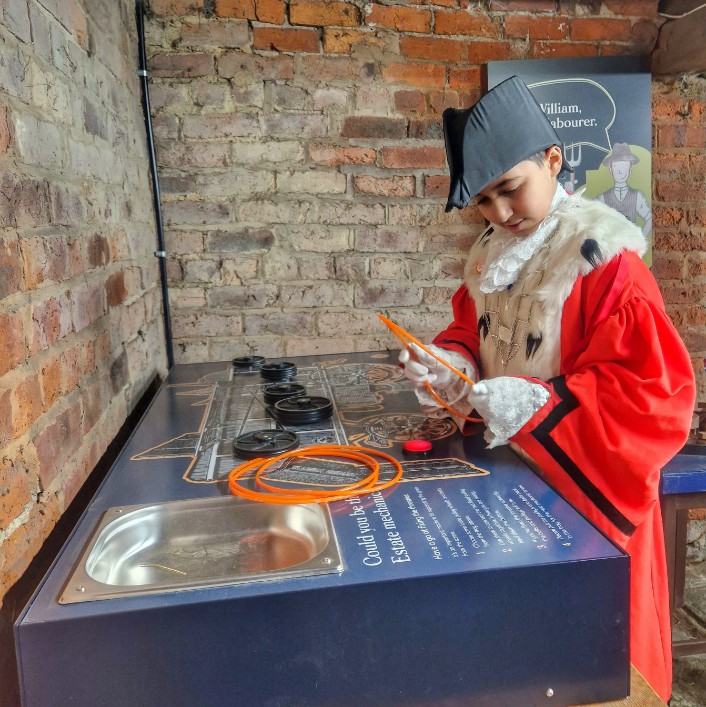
(400, 76, 695, 702)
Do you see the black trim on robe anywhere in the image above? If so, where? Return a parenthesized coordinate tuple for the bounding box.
(530, 375, 637, 537)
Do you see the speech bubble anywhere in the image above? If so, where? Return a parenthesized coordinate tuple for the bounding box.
(528, 78, 615, 154)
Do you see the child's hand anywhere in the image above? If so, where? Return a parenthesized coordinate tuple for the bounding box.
(467, 377, 550, 448)
(398, 344, 459, 389)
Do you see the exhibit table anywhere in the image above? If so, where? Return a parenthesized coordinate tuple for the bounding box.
(16, 352, 632, 706)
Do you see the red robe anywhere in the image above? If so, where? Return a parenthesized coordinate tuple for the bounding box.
(433, 251, 695, 702)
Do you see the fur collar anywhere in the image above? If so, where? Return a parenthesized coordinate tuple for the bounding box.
(465, 195, 646, 305)
(463, 195, 647, 380)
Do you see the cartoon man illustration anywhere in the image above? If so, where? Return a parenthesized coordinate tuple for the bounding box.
(596, 143, 652, 238)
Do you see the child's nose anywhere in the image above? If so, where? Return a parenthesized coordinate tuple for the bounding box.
(490, 198, 513, 224)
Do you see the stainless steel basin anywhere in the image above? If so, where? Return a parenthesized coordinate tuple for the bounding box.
(59, 497, 342, 604)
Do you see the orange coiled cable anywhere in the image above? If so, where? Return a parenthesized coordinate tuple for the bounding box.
(228, 444, 403, 505)
(378, 313, 482, 423)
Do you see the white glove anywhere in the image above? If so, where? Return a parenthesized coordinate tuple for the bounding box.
(399, 344, 478, 423)
(467, 376, 550, 449)
(398, 343, 459, 389)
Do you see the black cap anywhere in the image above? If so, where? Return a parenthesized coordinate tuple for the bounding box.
(443, 76, 572, 212)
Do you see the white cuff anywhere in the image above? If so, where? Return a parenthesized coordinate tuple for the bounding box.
(468, 377, 550, 448)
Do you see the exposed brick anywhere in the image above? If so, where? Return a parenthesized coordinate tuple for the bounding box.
(630, 19, 659, 52)
(57, 0, 89, 49)
(449, 68, 482, 91)
(21, 235, 70, 289)
(652, 205, 685, 229)
(394, 90, 426, 114)
(656, 177, 706, 202)
(0, 106, 10, 153)
(149, 53, 215, 78)
(106, 271, 128, 308)
(366, 4, 431, 33)
(489, 0, 554, 10)
(354, 283, 422, 308)
(262, 113, 327, 137)
(40, 354, 63, 411)
(0, 387, 10, 447)
(604, 0, 659, 16)
(182, 114, 260, 139)
(179, 20, 249, 48)
(652, 94, 689, 121)
(50, 183, 87, 226)
(215, 0, 254, 18)
(0, 456, 31, 523)
(505, 15, 569, 40)
(428, 90, 460, 115)
(1, 501, 61, 598)
(11, 372, 43, 437)
(0, 312, 26, 376)
(290, 0, 360, 27)
(341, 116, 406, 139)
(467, 40, 513, 65)
(162, 199, 231, 226)
(570, 18, 631, 42)
(87, 234, 111, 268)
(3, 0, 31, 43)
(207, 228, 274, 252)
(354, 227, 422, 253)
(434, 10, 498, 38)
(318, 201, 385, 225)
(218, 51, 294, 80)
(382, 63, 446, 89)
(400, 36, 464, 63)
(689, 208, 706, 228)
(354, 175, 415, 197)
(207, 284, 278, 309)
(0, 234, 24, 299)
(244, 311, 315, 336)
(408, 118, 444, 140)
(531, 42, 599, 59)
(253, 27, 320, 53)
(653, 150, 690, 174)
(34, 402, 83, 490)
(280, 281, 350, 307)
(652, 253, 687, 280)
(657, 124, 706, 149)
(323, 28, 385, 54)
(216, 0, 285, 23)
(30, 293, 73, 352)
(424, 174, 450, 198)
(297, 55, 376, 83)
(278, 170, 346, 194)
(381, 146, 446, 169)
(308, 144, 376, 167)
(0, 172, 50, 229)
(150, 0, 206, 14)
(157, 141, 230, 169)
(71, 281, 106, 332)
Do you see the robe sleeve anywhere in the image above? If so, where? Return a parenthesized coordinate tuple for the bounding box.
(431, 285, 482, 372)
(511, 253, 695, 544)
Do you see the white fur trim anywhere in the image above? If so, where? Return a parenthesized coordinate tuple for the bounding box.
(464, 196, 646, 380)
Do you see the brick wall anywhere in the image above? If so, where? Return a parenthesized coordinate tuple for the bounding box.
(146, 0, 703, 392)
(0, 1, 168, 605)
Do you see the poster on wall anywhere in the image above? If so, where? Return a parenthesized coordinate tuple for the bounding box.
(487, 56, 653, 264)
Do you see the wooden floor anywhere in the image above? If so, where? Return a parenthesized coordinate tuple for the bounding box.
(578, 666, 665, 706)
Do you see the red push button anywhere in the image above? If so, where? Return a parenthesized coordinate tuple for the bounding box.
(403, 439, 432, 453)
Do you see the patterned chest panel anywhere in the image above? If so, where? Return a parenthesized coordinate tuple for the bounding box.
(465, 232, 563, 380)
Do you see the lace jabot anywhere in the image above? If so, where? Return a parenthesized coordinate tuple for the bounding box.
(479, 183, 574, 294)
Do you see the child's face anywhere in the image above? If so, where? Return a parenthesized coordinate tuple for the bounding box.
(473, 145, 563, 238)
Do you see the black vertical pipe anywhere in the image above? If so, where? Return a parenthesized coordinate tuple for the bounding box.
(135, 0, 175, 369)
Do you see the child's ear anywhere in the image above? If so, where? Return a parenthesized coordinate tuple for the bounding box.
(546, 145, 563, 177)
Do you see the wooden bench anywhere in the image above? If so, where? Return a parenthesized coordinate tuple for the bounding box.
(660, 444, 706, 657)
